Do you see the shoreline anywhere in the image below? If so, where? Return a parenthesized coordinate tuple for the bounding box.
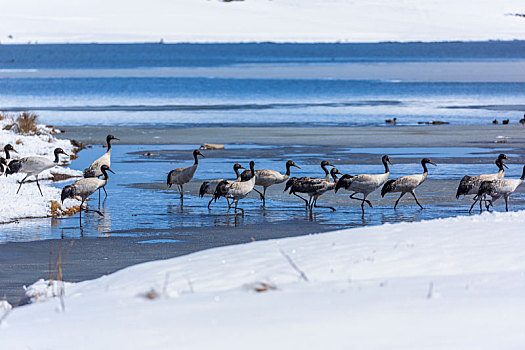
(56, 124, 525, 149)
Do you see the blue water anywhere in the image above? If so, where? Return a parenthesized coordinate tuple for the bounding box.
(0, 42, 525, 126)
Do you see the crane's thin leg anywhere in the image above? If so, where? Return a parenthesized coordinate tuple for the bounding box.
(35, 175, 43, 196)
(16, 175, 29, 194)
(394, 192, 406, 209)
(410, 191, 424, 209)
(479, 195, 483, 213)
(207, 197, 214, 209)
(349, 193, 373, 208)
(179, 185, 183, 199)
(262, 187, 267, 206)
(313, 201, 336, 212)
(252, 188, 264, 201)
(79, 199, 84, 227)
(226, 198, 232, 208)
(469, 197, 479, 214)
(98, 188, 101, 207)
(293, 193, 309, 210)
(102, 186, 108, 199)
(234, 201, 244, 216)
(505, 196, 509, 212)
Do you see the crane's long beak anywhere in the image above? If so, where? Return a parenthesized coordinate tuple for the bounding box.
(12, 149, 18, 153)
(388, 159, 393, 165)
(114, 137, 121, 141)
(503, 162, 509, 169)
(239, 165, 246, 170)
(430, 161, 437, 166)
(293, 164, 301, 169)
(107, 167, 116, 174)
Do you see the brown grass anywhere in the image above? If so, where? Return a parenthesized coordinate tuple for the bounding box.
(50, 200, 81, 217)
(247, 282, 277, 293)
(15, 112, 39, 134)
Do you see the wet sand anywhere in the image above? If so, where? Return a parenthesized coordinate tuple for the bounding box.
(2, 124, 525, 304)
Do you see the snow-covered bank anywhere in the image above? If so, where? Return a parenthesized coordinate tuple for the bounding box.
(0, 114, 82, 223)
(1, 0, 525, 43)
(2, 211, 525, 349)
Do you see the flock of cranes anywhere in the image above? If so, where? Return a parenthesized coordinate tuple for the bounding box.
(168, 148, 524, 217)
(1, 135, 524, 227)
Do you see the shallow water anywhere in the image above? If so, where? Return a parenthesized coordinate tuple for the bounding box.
(2, 143, 523, 244)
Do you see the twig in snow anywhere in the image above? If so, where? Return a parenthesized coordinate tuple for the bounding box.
(185, 275, 194, 294)
(426, 282, 434, 299)
(280, 249, 309, 282)
(162, 272, 171, 297)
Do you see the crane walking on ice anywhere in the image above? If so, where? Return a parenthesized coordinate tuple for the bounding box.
(167, 149, 205, 200)
(84, 134, 119, 202)
(200, 163, 245, 209)
(381, 158, 436, 209)
(213, 161, 256, 215)
(456, 154, 509, 213)
(240, 160, 301, 206)
(61, 165, 115, 226)
(471, 165, 525, 213)
(335, 155, 392, 215)
(284, 161, 337, 211)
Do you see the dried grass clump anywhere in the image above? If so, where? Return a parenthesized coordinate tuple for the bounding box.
(15, 112, 39, 134)
(50, 200, 81, 217)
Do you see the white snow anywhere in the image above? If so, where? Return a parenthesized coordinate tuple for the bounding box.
(0, 115, 82, 223)
(2, 210, 525, 349)
(0, 0, 524, 43)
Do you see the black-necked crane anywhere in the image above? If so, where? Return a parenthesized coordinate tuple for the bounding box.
(2, 144, 17, 166)
(167, 149, 205, 199)
(61, 165, 115, 226)
(381, 158, 437, 209)
(84, 134, 119, 200)
(307, 167, 343, 212)
(6, 147, 68, 196)
(335, 155, 392, 214)
(284, 160, 334, 209)
(199, 163, 245, 209)
(456, 154, 508, 213)
(239, 160, 301, 206)
(471, 165, 525, 213)
(213, 161, 256, 215)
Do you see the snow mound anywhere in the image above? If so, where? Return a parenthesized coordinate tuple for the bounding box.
(2, 210, 525, 349)
(0, 114, 81, 223)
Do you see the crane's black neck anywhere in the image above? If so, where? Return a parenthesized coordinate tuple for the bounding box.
(106, 136, 113, 151)
(421, 161, 429, 174)
(234, 166, 241, 178)
(321, 163, 330, 176)
(382, 158, 390, 173)
(193, 150, 199, 165)
(54, 150, 61, 164)
(331, 169, 340, 182)
(250, 162, 255, 177)
(521, 165, 525, 181)
(101, 167, 110, 180)
(4, 146, 11, 160)
(285, 162, 292, 176)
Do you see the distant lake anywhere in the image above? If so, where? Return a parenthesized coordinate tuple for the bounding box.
(1, 42, 524, 126)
